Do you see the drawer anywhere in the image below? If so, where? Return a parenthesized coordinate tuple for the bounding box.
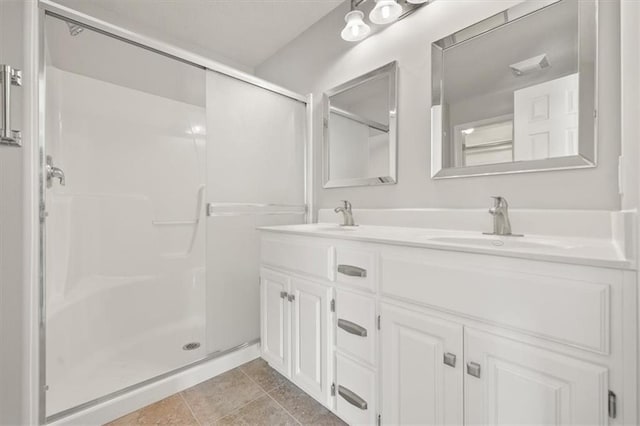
(381, 247, 613, 353)
(335, 289, 377, 366)
(335, 353, 377, 426)
(335, 246, 376, 292)
(261, 235, 332, 280)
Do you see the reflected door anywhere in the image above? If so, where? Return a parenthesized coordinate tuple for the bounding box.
(514, 73, 579, 161)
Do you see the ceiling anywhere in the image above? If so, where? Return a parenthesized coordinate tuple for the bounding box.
(54, 0, 343, 72)
(441, 0, 580, 104)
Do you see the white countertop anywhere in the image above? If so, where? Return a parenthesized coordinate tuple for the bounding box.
(258, 223, 634, 270)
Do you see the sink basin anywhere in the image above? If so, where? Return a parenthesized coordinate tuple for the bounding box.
(426, 235, 578, 250)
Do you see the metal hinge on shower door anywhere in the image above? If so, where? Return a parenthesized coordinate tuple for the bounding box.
(0, 64, 23, 147)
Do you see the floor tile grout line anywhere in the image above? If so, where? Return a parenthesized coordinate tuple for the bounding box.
(238, 363, 282, 394)
(213, 394, 269, 424)
(239, 362, 302, 425)
(206, 367, 271, 423)
(178, 392, 202, 426)
(238, 365, 289, 396)
(264, 389, 303, 426)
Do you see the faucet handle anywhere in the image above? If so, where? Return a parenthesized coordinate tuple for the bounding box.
(490, 196, 507, 206)
(340, 200, 352, 210)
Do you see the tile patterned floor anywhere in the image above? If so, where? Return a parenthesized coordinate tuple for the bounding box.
(105, 359, 346, 425)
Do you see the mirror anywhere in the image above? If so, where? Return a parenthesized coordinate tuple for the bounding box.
(431, 0, 597, 179)
(323, 61, 398, 188)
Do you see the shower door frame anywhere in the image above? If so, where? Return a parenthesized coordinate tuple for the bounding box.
(33, 1, 313, 423)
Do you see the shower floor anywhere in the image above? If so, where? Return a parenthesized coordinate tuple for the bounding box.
(106, 358, 345, 426)
(47, 322, 205, 416)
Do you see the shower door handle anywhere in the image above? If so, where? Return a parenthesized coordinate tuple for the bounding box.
(0, 64, 22, 147)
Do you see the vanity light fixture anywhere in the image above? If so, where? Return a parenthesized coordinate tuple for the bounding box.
(340, 0, 429, 42)
(66, 22, 84, 36)
(341, 10, 371, 42)
(369, 0, 403, 25)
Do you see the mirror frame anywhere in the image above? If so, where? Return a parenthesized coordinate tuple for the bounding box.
(430, 0, 598, 179)
(323, 61, 398, 188)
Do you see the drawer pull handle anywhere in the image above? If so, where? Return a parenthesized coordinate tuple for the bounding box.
(337, 319, 368, 337)
(337, 264, 367, 278)
(443, 352, 456, 368)
(467, 362, 481, 378)
(338, 385, 368, 410)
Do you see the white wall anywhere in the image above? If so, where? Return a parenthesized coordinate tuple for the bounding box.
(0, 0, 28, 424)
(619, 1, 640, 421)
(621, 0, 640, 212)
(256, 0, 622, 212)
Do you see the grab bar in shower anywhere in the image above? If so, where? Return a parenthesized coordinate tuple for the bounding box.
(207, 202, 307, 217)
(152, 219, 199, 226)
(152, 185, 205, 226)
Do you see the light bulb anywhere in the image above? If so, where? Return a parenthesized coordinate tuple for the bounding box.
(341, 10, 371, 42)
(369, 0, 402, 25)
(407, 0, 428, 4)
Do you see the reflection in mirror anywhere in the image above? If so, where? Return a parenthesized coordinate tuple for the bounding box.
(431, 0, 596, 179)
(323, 61, 397, 188)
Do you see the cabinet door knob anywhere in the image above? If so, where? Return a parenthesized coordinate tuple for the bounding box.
(288, 294, 295, 302)
(466, 362, 481, 378)
(280, 291, 288, 299)
(443, 352, 457, 368)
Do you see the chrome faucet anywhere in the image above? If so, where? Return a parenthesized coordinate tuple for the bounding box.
(334, 200, 356, 226)
(485, 196, 521, 236)
(46, 155, 65, 188)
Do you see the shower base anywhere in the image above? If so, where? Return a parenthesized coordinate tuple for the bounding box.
(47, 341, 260, 425)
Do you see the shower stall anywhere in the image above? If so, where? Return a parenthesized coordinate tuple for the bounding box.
(40, 6, 309, 422)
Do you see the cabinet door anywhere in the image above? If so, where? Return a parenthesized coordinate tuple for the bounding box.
(380, 303, 464, 425)
(290, 277, 331, 404)
(260, 268, 290, 376)
(465, 328, 608, 425)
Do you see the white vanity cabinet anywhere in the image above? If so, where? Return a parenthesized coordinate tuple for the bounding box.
(260, 268, 290, 375)
(379, 303, 464, 425)
(259, 229, 637, 426)
(464, 328, 608, 425)
(378, 306, 609, 426)
(260, 268, 332, 404)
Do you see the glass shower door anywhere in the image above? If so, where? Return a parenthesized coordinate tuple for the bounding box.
(44, 15, 207, 417)
(205, 70, 307, 353)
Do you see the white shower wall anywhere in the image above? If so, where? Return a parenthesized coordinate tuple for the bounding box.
(45, 66, 207, 415)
